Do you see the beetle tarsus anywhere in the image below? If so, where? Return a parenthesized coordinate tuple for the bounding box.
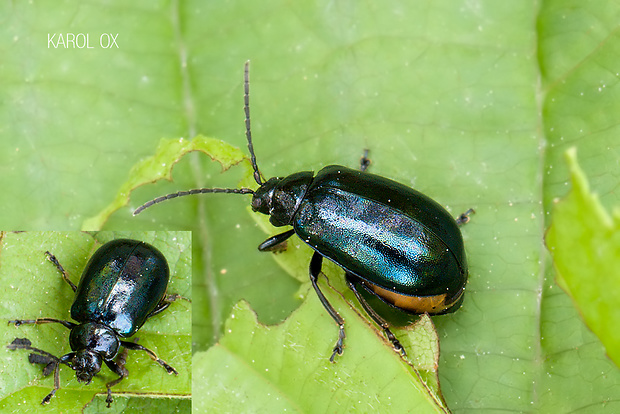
(161, 361, 178, 375)
(360, 149, 371, 172)
(456, 208, 475, 226)
(41, 389, 56, 405)
(384, 329, 407, 356)
(329, 325, 346, 363)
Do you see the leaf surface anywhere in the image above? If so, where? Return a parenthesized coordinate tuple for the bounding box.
(1, 1, 620, 412)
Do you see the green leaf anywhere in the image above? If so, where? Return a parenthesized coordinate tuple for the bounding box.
(195, 298, 448, 413)
(2, 1, 620, 412)
(0, 231, 191, 413)
(82, 136, 252, 230)
(546, 148, 620, 368)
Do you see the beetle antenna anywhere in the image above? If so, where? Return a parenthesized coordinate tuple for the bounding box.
(244, 60, 264, 186)
(133, 187, 254, 216)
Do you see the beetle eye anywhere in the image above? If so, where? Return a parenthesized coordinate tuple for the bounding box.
(252, 194, 271, 213)
(251, 197, 262, 211)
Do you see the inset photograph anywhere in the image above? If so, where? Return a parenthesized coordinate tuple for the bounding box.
(0, 231, 191, 412)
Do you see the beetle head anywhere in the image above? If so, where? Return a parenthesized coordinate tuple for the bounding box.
(251, 171, 313, 227)
(251, 177, 280, 215)
(71, 350, 102, 384)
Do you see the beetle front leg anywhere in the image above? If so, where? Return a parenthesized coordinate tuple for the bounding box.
(28, 352, 58, 376)
(258, 229, 295, 252)
(103, 348, 130, 407)
(40, 353, 74, 405)
(7, 338, 70, 405)
(345, 275, 406, 357)
(309, 252, 346, 362)
(120, 340, 178, 375)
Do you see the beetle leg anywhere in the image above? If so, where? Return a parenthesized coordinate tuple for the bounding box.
(40, 353, 74, 405)
(162, 293, 190, 302)
(345, 275, 407, 357)
(27, 351, 57, 374)
(8, 318, 77, 330)
(309, 252, 346, 362)
(147, 293, 189, 319)
(257, 229, 295, 252)
(120, 340, 178, 375)
(40, 366, 60, 405)
(103, 348, 130, 407)
(40, 359, 62, 405)
(455, 208, 475, 226)
(147, 301, 170, 318)
(45, 251, 77, 292)
(7, 338, 62, 369)
(360, 149, 371, 172)
(7, 338, 71, 405)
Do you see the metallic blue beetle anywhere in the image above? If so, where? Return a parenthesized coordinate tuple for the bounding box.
(8, 239, 181, 406)
(134, 62, 471, 361)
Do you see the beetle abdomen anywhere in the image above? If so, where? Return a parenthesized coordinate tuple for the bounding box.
(294, 166, 467, 313)
(71, 239, 169, 337)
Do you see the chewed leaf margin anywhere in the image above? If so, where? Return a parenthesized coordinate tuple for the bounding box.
(81, 136, 252, 230)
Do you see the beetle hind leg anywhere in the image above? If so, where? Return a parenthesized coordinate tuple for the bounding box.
(455, 208, 475, 226)
(360, 149, 371, 172)
(309, 252, 346, 362)
(345, 275, 407, 357)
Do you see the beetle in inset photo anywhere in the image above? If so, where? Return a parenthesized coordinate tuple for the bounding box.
(7, 235, 190, 407)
